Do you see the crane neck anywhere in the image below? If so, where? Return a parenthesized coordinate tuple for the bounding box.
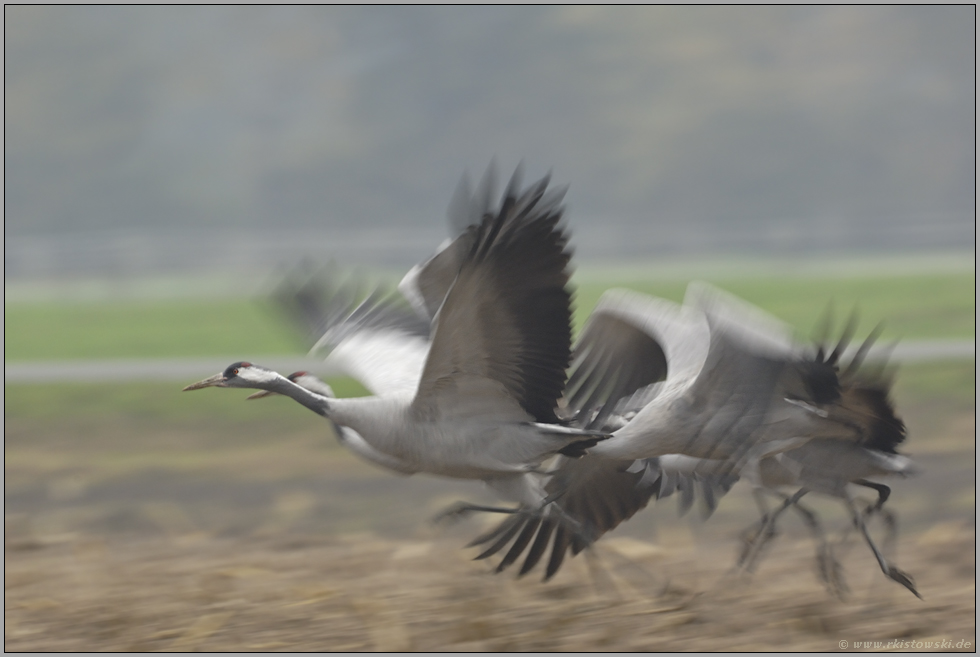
(265, 374, 331, 417)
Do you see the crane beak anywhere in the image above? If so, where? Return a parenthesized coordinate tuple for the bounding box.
(245, 390, 277, 400)
(182, 373, 228, 391)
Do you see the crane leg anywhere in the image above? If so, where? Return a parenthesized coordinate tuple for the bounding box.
(843, 491, 921, 599)
(835, 481, 898, 557)
(737, 488, 775, 570)
(787, 499, 848, 598)
(853, 480, 898, 550)
(739, 488, 808, 574)
(431, 501, 518, 525)
(855, 479, 890, 512)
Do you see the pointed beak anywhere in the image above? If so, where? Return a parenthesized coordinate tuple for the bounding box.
(245, 390, 277, 400)
(182, 373, 228, 391)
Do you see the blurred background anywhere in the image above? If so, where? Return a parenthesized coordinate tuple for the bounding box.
(5, 6, 975, 651)
(5, 5, 975, 280)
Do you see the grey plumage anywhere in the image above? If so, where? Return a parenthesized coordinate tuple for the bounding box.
(470, 287, 919, 596)
(185, 166, 606, 510)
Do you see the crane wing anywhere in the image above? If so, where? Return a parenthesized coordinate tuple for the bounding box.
(309, 289, 431, 397)
(469, 290, 737, 581)
(322, 329, 429, 397)
(563, 290, 710, 429)
(687, 283, 906, 461)
(412, 166, 572, 423)
(469, 457, 649, 579)
(273, 269, 432, 398)
(397, 167, 497, 321)
(569, 283, 800, 465)
(469, 454, 738, 581)
(790, 318, 906, 454)
(398, 233, 474, 323)
(634, 282, 799, 465)
(671, 323, 791, 465)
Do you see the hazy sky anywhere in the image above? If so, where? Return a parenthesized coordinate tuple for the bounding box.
(5, 6, 975, 274)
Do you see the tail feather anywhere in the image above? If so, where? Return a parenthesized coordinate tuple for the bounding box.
(799, 314, 907, 455)
(839, 385, 906, 454)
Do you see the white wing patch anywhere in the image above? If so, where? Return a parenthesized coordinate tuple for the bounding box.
(323, 330, 429, 397)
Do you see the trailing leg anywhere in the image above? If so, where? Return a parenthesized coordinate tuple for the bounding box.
(843, 491, 920, 599)
(789, 498, 848, 598)
(432, 501, 518, 525)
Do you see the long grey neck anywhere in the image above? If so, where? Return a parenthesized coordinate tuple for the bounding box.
(265, 375, 331, 417)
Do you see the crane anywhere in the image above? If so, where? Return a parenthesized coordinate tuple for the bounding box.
(260, 188, 875, 584)
(239, 165, 728, 565)
(279, 258, 806, 582)
(730, 315, 918, 597)
(245, 371, 422, 475)
(470, 287, 919, 597)
(186, 163, 918, 596)
(184, 166, 609, 510)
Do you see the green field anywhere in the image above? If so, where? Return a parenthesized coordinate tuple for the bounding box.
(4, 298, 303, 361)
(4, 271, 975, 362)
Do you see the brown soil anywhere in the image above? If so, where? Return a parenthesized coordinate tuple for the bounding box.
(4, 523, 975, 651)
(5, 393, 975, 651)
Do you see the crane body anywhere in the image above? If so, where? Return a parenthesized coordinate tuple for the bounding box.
(185, 166, 606, 507)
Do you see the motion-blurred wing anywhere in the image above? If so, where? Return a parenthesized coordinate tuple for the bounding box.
(271, 262, 360, 346)
(322, 328, 430, 398)
(309, 288, 431, 397)
(688, 283, 907, 461)
(469, 457, 648, 579)
(273, 268, 432, 398)
(801, 318, 906, 454)
(658, 284, 798, 466)
(472, 290, 738, 581)
(397, 168, 494, 321)
(412, 166, 572, 423)
(471, 453, 739, 581)
(564, 290, 709, 430)
(398, 232, 476, 323)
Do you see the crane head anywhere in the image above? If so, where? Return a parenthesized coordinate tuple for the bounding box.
(182, 361, 274, 391)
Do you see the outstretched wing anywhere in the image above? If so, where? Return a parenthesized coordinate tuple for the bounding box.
(629, 283, 800, 468)
(470, 290, 738, 581)
(398, 232, 475, 323)
(469, 453, 738, 581)
(272, 267, 431, 397)
(412, 166, 572, 423)
(469, 457, 649, 580)
(683, 283, 905, 467)
(563, 290, 709, 429)
(311, 288, 431, 398)
(397, 166, 497, 321)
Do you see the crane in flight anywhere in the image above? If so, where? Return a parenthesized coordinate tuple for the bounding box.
(471, 288, 919, 597)
(184, 166, 608, 510)
(185, 163, 918, 597)
(255, 167, 911, 591)
(730, 313, 917, 597)
(230, 164, 725, 563)
(265, 260, 836, 587)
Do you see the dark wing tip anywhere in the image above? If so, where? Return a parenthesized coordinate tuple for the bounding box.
(457, 164, 575, 423)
